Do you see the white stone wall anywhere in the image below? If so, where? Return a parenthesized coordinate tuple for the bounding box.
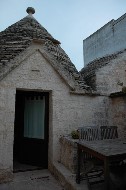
(95, 52, 126, 95)
(83, 13, 126, 65)
(0, 48, 110, 182)
(90, 51, 126, 136)
(110, 96, 126, 138)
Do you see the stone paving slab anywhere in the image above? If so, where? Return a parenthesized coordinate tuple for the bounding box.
(0, 169, 64, 190)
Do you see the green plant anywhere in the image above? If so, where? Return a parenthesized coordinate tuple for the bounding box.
(71, 130, 79, 139)
(122, 86, 126, 93)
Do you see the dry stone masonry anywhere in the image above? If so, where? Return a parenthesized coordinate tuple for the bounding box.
(0, 7, 126, 184)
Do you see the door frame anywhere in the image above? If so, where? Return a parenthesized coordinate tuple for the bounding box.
(13, 90, 49, 168)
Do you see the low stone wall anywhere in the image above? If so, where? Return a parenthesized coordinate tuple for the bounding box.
(59, 136, 78, 174)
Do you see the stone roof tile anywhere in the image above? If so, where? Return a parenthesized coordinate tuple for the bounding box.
(80, 50, 126, 80)
(0, 11, 91, 92)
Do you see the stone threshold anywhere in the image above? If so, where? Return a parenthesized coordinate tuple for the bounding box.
(51, 161, 89, 190)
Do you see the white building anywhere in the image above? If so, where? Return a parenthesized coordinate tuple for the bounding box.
(0, 7, 126, 184)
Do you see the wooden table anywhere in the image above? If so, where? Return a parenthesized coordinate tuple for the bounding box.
(76, 139, 126, 189)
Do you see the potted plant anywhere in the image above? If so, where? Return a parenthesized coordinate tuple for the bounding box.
(71, 130, 79, 139)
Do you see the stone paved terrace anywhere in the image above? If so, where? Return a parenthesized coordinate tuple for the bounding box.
(0, 164, 116, 190)
(0, 163, 105, 190)
(0, 169, 64, 190)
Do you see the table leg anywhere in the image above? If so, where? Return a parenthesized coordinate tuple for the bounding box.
(104, 158, 110, 190)
(76, 146, 81, 184)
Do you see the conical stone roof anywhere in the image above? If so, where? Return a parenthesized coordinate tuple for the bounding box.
(0, 8, 91, 92)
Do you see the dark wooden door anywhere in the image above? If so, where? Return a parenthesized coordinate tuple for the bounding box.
(14, 91, 49, 168)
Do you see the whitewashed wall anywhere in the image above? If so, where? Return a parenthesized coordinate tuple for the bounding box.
(95, 51, 126, 95)
(0, 49, 109, 182)
(83, 13, 126, 65)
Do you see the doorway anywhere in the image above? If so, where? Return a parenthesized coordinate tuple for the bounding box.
(13, 90, 49, 171)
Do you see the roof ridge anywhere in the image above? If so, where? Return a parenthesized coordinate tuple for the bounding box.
(0, 12, 91, 92)
(1, 15, 53, 38)
(80, 49, 126, 87)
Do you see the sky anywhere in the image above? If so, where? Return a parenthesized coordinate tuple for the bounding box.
(0, 0, 126, 71)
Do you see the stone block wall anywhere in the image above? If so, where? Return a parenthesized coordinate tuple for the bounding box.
(59, 136, 78, 174)
(83, 13, 126, 65)
(0, 46, 111, 182)
(110, 96, 126, 138)
(95, 51, 126, 95)
(0, 49, 70, 182)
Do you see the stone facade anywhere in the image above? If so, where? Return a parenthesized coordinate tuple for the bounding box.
(94, 51, 126, 95)
(83, 13, 126, 66)
(110, 94, 126, 138)
(59, 136, 78, 174)
(0, 41, 110, 182)
(96, 52, 126, 94)
(0, 8, 126, 184)
(81, 49, 126, 137)
(81, 49, 126, 94)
